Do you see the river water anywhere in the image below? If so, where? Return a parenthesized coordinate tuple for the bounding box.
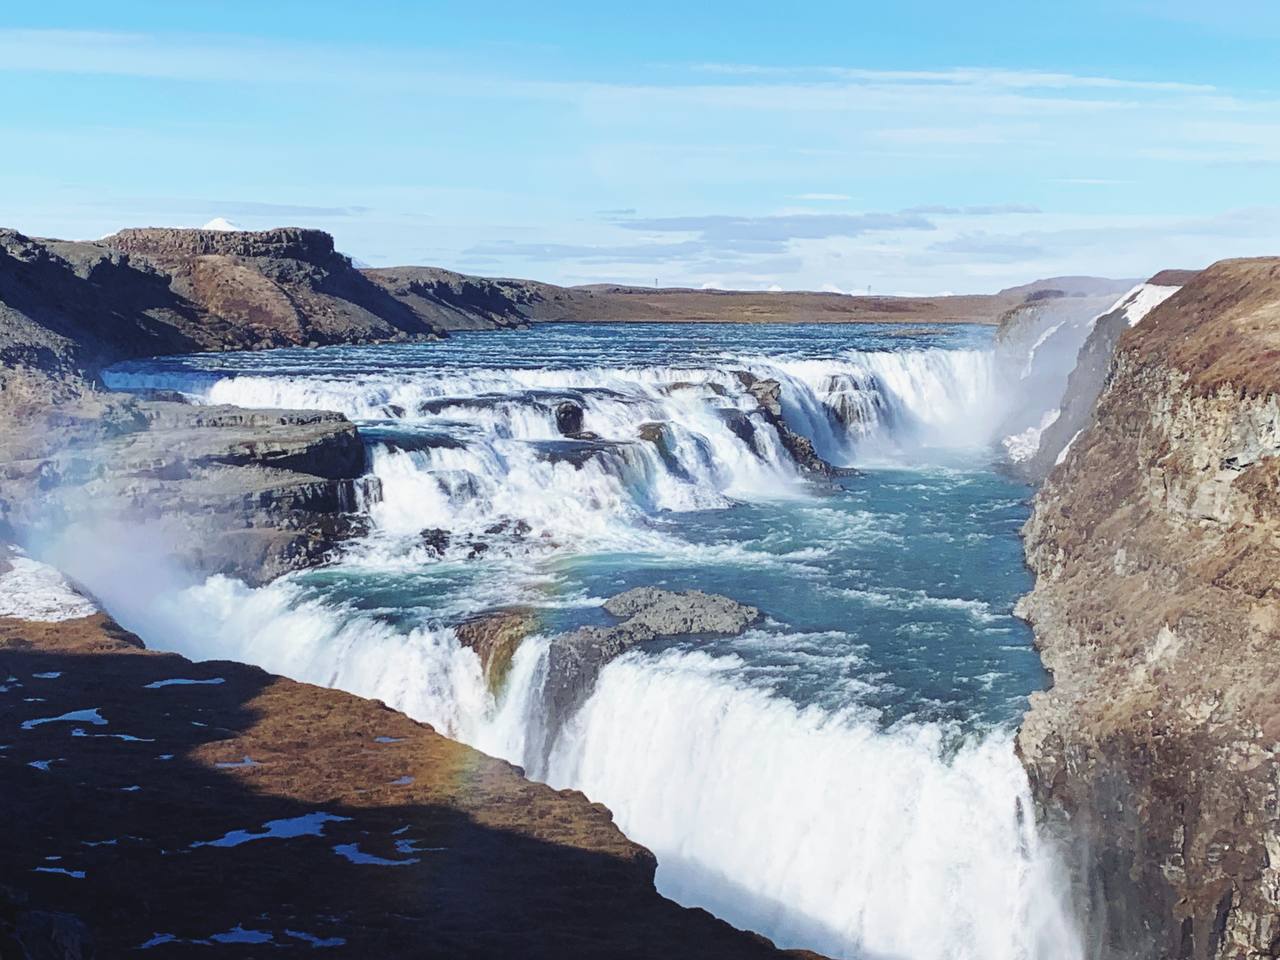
(103, 322, 1081, 960)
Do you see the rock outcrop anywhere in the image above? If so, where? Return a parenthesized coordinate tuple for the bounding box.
(539, 588, 762, 765)
(0, 601, 815, 958)
(0, 397, 375, 584)
(602, 586, 761, 636)
(104, 227, 444, 348)
(1017, 258, 1280, 959)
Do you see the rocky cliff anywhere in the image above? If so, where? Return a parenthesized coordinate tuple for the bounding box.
(0, 395, 375, 584)
(0, 226, 452, 406)
(1017, 258, 1280, 959)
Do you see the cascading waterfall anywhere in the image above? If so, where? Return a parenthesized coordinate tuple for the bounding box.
(99, 325, 1082, 960)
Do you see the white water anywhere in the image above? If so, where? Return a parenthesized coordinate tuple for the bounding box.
(546, 650, 1080, 960)
(109, 349, 1005, 551)
(93, 338, 1082, 960)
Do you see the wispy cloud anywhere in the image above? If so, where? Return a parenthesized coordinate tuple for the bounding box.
(791, 193, 852, 202)
(85, 197, 369, 219)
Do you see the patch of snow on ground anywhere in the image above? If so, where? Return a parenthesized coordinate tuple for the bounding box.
(0, 557, 98, 622)
(1056, 430, 1085, 465)
(192, 812, 350, 848)
(215, 756, 261, 768)
(210, 926, 273, 944)
(286, 930, 347, 948)
(145, 677, 226, 688)
(1122, 284, 1181, 326)
(22, 708, 106, 731)
(332, 842, 420, 866)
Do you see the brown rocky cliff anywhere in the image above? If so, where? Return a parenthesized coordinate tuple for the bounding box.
(104, 227, 444, 348)
(1017, 258, 1280, 959)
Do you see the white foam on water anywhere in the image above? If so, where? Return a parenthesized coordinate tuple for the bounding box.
(544, 649, 1082, 960)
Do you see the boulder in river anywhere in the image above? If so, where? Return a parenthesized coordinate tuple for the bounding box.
(602, 586, 761, 636)
(454, 607, 540, 692)
(555, 400, 585, 436)
(537, 586, 763, 770)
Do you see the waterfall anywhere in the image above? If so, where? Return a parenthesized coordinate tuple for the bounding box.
(96, 333, 1082, 960)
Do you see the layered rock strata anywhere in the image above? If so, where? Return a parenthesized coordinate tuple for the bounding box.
(0, 397, 374, 584)
(1017, 258, 1280, 959)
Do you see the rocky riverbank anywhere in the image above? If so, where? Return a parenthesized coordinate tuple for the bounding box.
(1016, 258, 1280, 958)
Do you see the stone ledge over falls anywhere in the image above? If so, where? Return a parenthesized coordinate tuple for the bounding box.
(0, 395, 378, 585)
(1016, 258, 1280, 959)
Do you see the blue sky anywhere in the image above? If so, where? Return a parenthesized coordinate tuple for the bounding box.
(3, 1, 1279, 292)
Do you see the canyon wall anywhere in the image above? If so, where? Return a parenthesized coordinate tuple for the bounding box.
(1017, 258, 1280, 959)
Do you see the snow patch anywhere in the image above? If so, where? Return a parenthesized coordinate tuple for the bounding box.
(145, 677, 226, 689)
(22, 707, 106, 731)
(1056, 430, 1084, 465)
(201, 217, 244, 232)
(192, 812, 350, 848)
(0, 557, 98, 622)
(1002, 408, 1060, 463)
(1120, 283, 1180, 327)
(332, 842, 420, 866)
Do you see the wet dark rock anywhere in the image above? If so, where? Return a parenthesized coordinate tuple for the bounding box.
(362, 426, 465, 452)
(555, 401, 585, 436)
(730, 371, 855, 478)
(415, 395, 504, 416)
(733, 370, 783, 418)
(534, 439, 618, 469)
(454, 607, 539, 693)
(484, 519, 532, 539)
(419, 528, 451, 557)
(715, 408, 762, 454)
(664, 381, 728, 397)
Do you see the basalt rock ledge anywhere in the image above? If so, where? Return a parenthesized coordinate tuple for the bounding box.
(1017, 257, 1280, 959)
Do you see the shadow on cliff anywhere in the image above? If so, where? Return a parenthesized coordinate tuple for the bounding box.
(0, 622, 816, 959)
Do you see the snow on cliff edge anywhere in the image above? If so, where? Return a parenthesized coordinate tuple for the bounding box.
(0, 552, 99, 622)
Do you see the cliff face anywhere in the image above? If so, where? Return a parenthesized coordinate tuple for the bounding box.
(1017, 258, 1280, 959)
(104, 227, 444, 347)
(0, 397, 376, 585)
(363, 265, 554, 330)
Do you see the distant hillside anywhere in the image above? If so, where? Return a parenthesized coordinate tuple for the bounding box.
(1, 223, 1135, 401)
